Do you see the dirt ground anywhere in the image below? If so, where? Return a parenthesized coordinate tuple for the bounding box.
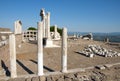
(16, 39, 120, 75)
(0, 39, 120, 80)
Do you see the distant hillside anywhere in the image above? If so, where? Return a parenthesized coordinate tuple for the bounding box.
(68, 32, 120, 43)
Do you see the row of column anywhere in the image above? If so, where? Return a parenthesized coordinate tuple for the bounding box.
(9, 22, 67, 78)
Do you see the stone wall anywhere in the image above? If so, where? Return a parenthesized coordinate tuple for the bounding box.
(1, 64, 120, 81)
(0, 69, 117, 81)
(0, 72, 90, 81)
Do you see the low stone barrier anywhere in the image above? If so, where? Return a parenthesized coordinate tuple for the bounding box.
(2, 72, 90, 81)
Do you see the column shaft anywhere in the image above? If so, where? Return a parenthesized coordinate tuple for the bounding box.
(43, 16, 46, 38)
(37, 22, 44, 76)
(61, 28, 67, 72)
(46, 12, 51, 40)
(9, 34, 17, 78)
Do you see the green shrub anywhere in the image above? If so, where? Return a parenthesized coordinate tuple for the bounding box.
(27, 27, 37, 30)
(50, 26, 62, 36)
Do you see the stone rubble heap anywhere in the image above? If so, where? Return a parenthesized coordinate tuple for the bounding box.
(80, 45, 120, 57)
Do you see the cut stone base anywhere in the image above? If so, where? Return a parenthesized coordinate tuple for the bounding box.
(44, 39, 60, 48)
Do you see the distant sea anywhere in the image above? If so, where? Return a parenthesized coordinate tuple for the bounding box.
(68, 32, 120, 43)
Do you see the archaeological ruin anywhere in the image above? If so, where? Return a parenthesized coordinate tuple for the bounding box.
(0, 8, 120, 81)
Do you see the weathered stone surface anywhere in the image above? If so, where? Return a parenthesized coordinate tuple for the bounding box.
(46, 76, 52, 81)
(95, 65, 106, 70)
(72, 78, 79, 81)
(25, 78, 31, 81)
(114, 66, 120, 70)
(0, 79, 6, 81)
(91, 71, 107, 81)
(31, 77, 39, 81)
(64, 78, 72, 81)
(51, 75, 64, 81)
(0, 68, 5, 76)
(104, 64, 113, 68)
(39, 76, 46, 81)
(80, 45, 120, 58)
(57, 78, 64, 81)
(90, 75, 101, 81)
(8, 78, 26, 81)
(75, 72, 81, 78)
(64, 73, 75, 79)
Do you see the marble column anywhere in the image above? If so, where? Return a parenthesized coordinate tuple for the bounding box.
(14, 20, 22, 34)
(43, 16, 46, 38)
(45, 12, 51, 40)
(37, 22, 44, 76)
(61, 28, 67, 72)
(9, 34, 17, 78)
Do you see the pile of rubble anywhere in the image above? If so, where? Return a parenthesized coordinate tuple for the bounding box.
(80, 45, 120, 58)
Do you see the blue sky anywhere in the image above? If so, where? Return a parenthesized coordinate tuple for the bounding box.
(0, 0, 120, 32)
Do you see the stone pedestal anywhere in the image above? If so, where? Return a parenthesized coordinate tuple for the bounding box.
(43, 38, 53, 48)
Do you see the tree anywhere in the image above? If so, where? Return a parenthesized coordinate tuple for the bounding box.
(27, 27, 37, 30)
(50, 26, 62, 36)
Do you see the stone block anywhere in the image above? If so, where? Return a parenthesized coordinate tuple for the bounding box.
(39, 76, 46, 81)
(104, 64, 113, 68)
(25, 78, 31, 81)
(64, 78, 72, 81)
(44, 39, 53, 47)
(46, 76, 52, 81)
(75, 72, 82, 78)
(95, 65, 106, 70)
(89, 54, 94, 58)
(72, 78, 79, 81)
(57, 78, 64, 81)
(90, 75, 100, 81)
(8, 78, 26, 81)
(51, 75, 63, 81)
(64, 73, 75, 79)
(31, 77, 39, 81)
